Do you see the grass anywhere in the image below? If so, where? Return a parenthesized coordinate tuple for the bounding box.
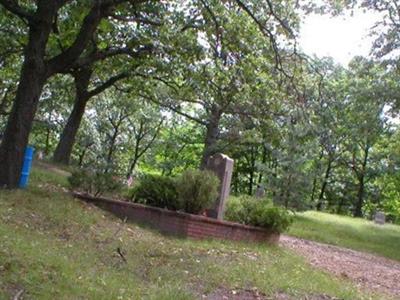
(288, 211, 400, 262)
(0, 166, 383, 299)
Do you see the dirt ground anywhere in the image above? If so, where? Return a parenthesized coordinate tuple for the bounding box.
(280, 235, 400, 298)
(205, 288, 340, 300)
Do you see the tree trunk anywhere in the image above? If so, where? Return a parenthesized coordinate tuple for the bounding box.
(248, 170, 254, 195)
(248, 146, 256, 195)
(200, 105, 221, 169)
(105, 126, 120, 172)
(310, 177, 317, 204)
(336, 197, 345, 215)
(127, 156, 139, 179)
(78, 148, 87, 167)
(354, 174, 365, 217)
(53, 68, 92, 165)
(353, 146, 369, 218)
(310, 150, 324, 204)
(126, 120, 144, 178)
(284, 174, 292, 208)
(0, 18, 53, 188)
(258, 145, 267, 184)
(233, 170, 239, 194)
(272, 159, 278, 198)
(316, 156, 332, 211)
(45, 127, 51, 156)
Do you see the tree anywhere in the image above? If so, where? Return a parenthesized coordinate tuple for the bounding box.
(0, 0, 300, 187)
(52, 8, 162, 165)
(0, 0, 131, 187)
(308, 59, 349, 210)
(124, 104, 164, 178)
(342, 58, 389, 217)
(144, 0, 299, 168)
(52, 66, 130, 165)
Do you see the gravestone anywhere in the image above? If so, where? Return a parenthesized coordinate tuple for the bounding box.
(374, 211, 386, 225)
(37, 150, 44, 160)
(206, 153, 234, 220)
(255, 185, 265, 198)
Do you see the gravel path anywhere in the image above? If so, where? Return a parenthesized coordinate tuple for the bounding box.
(280, 235, 400, 298)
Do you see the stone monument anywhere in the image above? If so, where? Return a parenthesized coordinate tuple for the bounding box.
(255, 185, 265, 198)
(205, 153, 234, 220)
(374, 211, 386, 225)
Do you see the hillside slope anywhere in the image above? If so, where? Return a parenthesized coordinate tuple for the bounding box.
(0, 166, 381, 299)
(288, 211, 400, 262)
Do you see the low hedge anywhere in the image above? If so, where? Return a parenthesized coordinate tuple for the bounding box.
(68, 169, 122, 197)
(225, 195, 293, 233)
(130, 170, 220, 215)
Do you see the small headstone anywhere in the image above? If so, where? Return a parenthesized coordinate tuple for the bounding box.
(374, 211, 385, 225)
(37, 151, 44, 160)
(126, 176, 134, 187)
(205, 153, 234, 220)
(255, 185, 265, 198)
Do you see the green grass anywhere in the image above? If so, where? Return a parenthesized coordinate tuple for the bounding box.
(0, 166, 382, 299)
(288, 211, 400, 262)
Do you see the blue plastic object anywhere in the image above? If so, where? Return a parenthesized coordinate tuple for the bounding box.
(19, 146, 34, 188)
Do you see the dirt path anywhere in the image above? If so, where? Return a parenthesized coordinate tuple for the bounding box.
(280, 235, 400, 298)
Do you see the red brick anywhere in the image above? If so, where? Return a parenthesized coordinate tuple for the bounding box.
(73, 192, 279, 245)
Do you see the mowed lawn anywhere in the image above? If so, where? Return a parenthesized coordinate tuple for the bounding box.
(0, 166, 380, 299)
(288, 211, 400, 262)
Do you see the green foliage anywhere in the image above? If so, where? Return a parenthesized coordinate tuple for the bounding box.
(225, 196, 293, 233)
(68, 169, 122, 197)
(132, 170, 219, 214)
(131, 174, 180, 210)
(225, 195, 261, 224)
(383, 198, 400, 225)
(252, 206, 294, 233)
(377, 174, 400, 224)
(176, 169, 220, 214)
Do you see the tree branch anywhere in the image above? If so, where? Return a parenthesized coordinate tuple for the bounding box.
(137, 117, 164, 158)
(87, 72, 129, 98)
(45, 0, 123, 76)
(233, 0, 297, 78)
(109, 14, 162, 26)
(72, 44, 153, 69)
(139, 93, 207, 125)
(0, 0, 33, 21)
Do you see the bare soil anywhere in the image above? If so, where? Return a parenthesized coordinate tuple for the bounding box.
(205, 288, 340, 300)
(280, 235, 400, 298)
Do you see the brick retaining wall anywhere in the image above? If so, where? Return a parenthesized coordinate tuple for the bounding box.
(73, 193, 280, 244)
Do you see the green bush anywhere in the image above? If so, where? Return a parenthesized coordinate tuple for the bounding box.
(68, 169, 122, 197)
(131, 170, 219, 214)
(251, 205, 293, 233)
(225, 195, 293, 233)
(224, 195, 261, 224)
(131, 174, 181, 210)
(176, 169, 220, 214)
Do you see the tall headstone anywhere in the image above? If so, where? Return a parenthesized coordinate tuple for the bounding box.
(374, 211, 386, 225)
(206, 153, 234, 220)
(255, 185, 265, 199)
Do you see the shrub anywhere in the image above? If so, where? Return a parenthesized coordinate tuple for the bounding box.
(224, 195, 261, 224)
(130, 170, 219, 215)
(251, 205, 293, 233)
(68, 169, 122, 197)
(225, 195, 293, 233)
(131, 174, 181, 210)
(176, 169, 220, 214)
